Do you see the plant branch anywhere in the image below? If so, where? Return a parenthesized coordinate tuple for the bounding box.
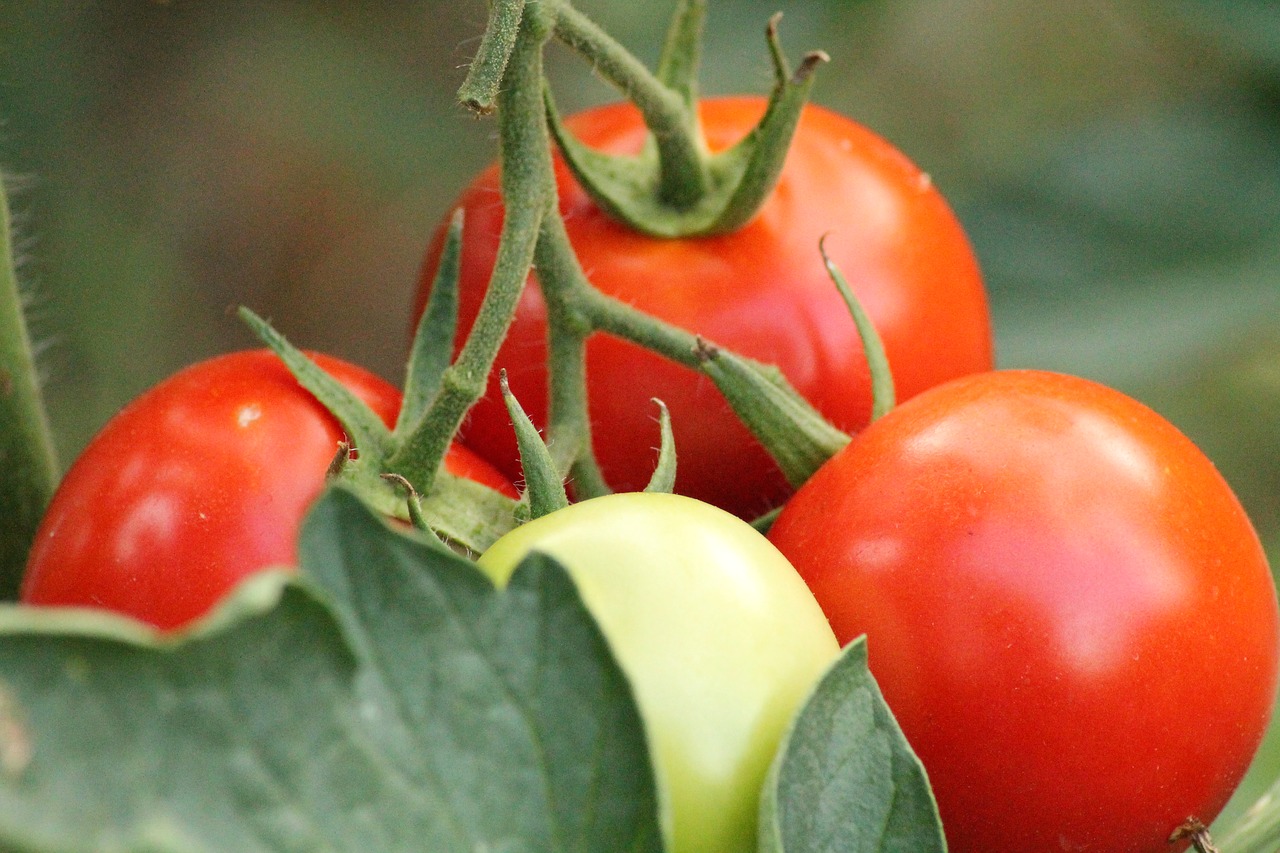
(458, 0, 528, 113)
(390, 2, 557, 492)
(0, 176, 58, 599)
(532, 212, 613, 499)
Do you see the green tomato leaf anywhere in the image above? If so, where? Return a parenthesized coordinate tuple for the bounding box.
(0, 487, 660, 853)
(759, 637, 946, 853)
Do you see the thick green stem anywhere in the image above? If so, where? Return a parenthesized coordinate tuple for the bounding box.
(390, 4, 557, 491)
(458, 0, 527, 113)
(408, 0, 846, 513)
(551, 2, 706, 208)
(0, 177, 59, 599)
(533, 214, 613, 498)
(536, 236, 851, 493)
(576, 286, 703, 368)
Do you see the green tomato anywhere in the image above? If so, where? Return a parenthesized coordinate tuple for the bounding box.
(478, 492, 839, 853)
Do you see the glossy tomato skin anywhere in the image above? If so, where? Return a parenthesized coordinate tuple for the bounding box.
(417, 97, 993, 518)
(22, 350, 514, 631)
(768, 369, 1279, 853)
(477, 492, 839, 853)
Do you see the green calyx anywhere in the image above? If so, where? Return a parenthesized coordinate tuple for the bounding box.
(501, 365, 679, 519)
(547, 5, 828, 238)
(695, 339, 850, 489)
(238, 211, 527, 555)
(500, 369, 569, 520)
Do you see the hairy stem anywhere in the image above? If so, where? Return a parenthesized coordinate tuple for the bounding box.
(391, 4, 557, 491)
(0, 177, 59, 599)
(534, 213, 613, 498)
(552, 2, 706, 208)
(458, 0, 528, 113)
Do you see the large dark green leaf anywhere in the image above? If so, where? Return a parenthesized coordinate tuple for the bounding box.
(0, 487, 660, 853)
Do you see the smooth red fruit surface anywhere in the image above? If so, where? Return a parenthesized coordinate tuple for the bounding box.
(416, 97, 993, 518)
(768, 369, 1279, 853)
(21, 350, 515, 630)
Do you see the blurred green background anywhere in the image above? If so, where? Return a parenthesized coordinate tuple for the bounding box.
(2, 0, 1278, 829)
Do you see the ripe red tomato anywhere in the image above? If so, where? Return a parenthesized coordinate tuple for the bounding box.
(416, 97, 993, 517)
(768, 369, 1279, 853)
(21, 350, 515, 631)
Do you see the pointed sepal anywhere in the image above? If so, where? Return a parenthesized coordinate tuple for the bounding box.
(238, 307, 394, 465)
(642, 399, 678, 494)
(547, 14, 826, 238)
(820, 234, 896, 420)
(500, 369, 569, 519)
(399, 209, 464, 434)
(695, 339, 849, 487)
(655, 0, 706, 107)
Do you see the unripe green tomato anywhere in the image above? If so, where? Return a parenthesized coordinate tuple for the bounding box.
(477, 492, 839, 853)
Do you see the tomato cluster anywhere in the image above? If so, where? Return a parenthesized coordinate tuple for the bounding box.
(16, 70, 1277, 853)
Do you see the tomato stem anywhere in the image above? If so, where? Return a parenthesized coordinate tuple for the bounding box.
(531, 220, 854, 493)
(532, 213, 613, 499)
(403, 1, 851, 520)
(543, 2, 826, 237)
(551, 2, 707, 210)
(0, 176, 59, 599)
(457, 0, 527, 114)
(389, 3, 558, 493)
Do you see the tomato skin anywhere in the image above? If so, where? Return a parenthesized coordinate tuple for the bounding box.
(417, 97, 993, 518)
(477, 492, 839, 853)
(768, 369, 1279, 853)
(21, 350, 515, 631)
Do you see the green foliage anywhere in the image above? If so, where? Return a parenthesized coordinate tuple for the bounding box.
(0, 485, 949, 852)
(0, 488, 662, 852)
(760, 638, 946, 853)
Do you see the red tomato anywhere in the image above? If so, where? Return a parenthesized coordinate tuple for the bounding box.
(21, 350, 514, 631)
(768, 369, 1279, 853)
(416, 97, 993, 518)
